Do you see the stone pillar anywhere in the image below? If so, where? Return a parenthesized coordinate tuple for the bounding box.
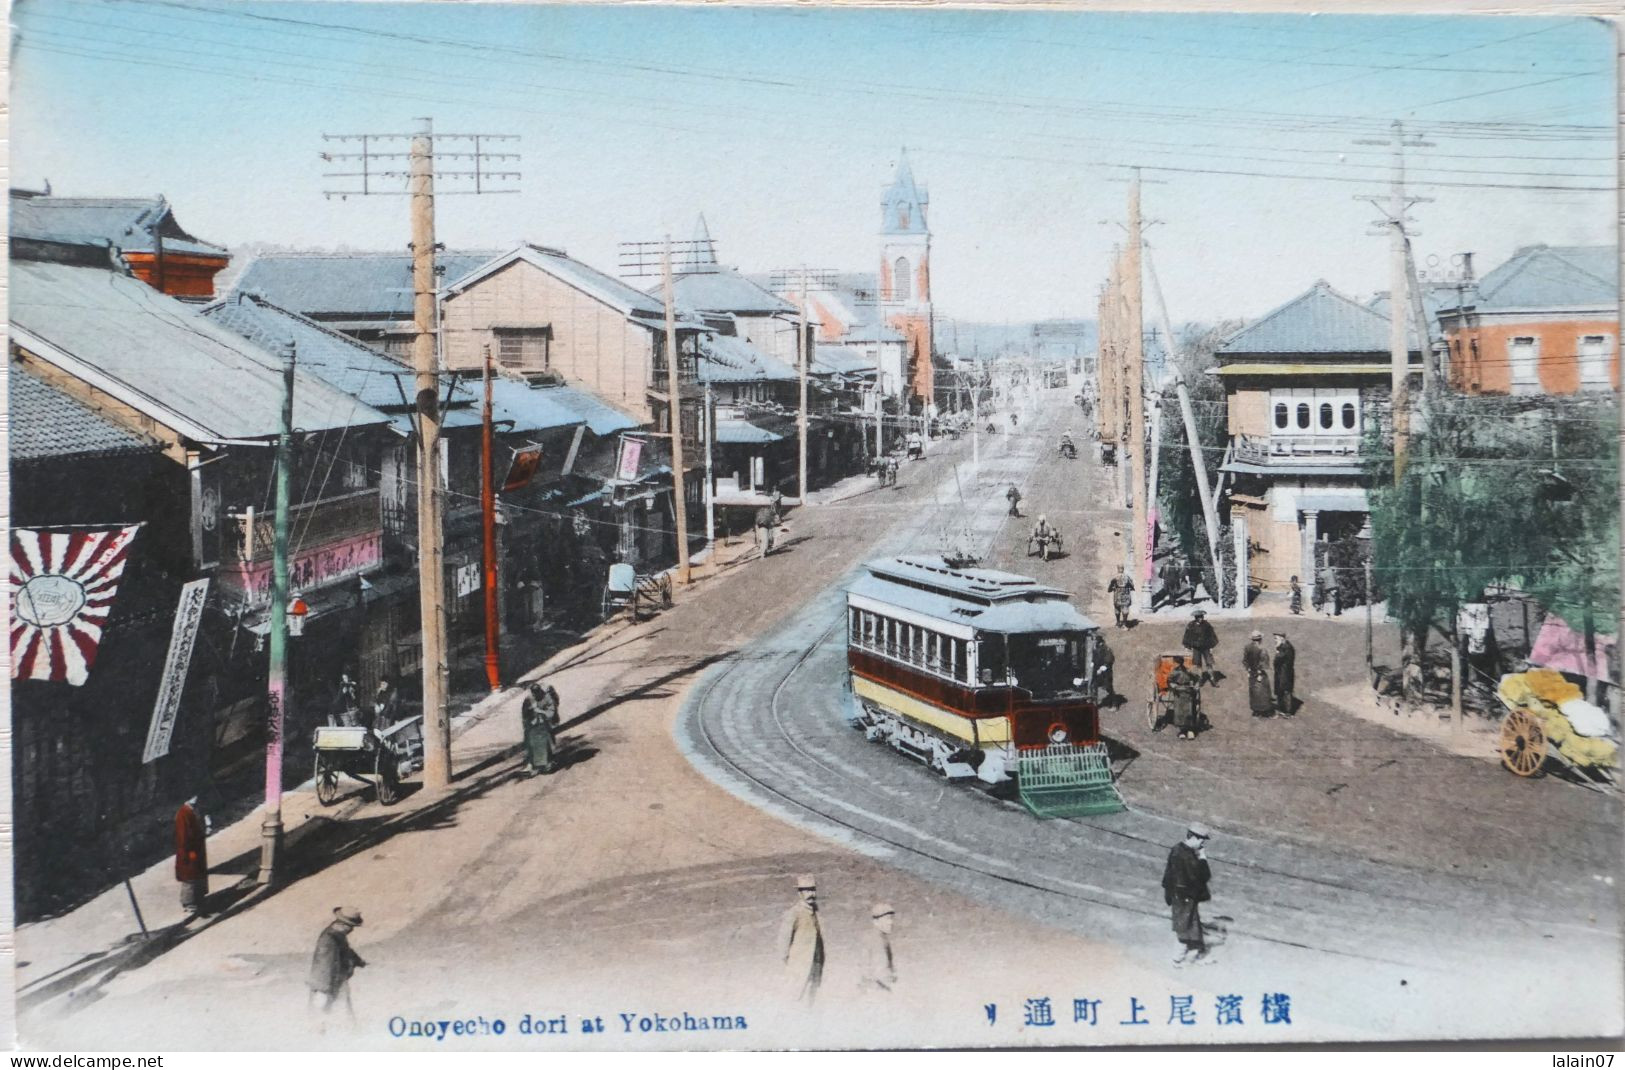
(1233, 513, 1249, 608)
(1302, 509, 1320, 605)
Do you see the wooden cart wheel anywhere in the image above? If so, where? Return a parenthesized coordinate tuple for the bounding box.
(375, 749, 401, 806)
(315, 754, 340, 806)
(1500, 708, 1547, 778)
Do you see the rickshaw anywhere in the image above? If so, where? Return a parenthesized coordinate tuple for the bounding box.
(1059, 436, 1078, 459)
(906, 433, 925, 460)
(1026, 525, 1064, 561)
(602, 562, 673, 622)
(1146, 653, 1204, 733)
(313, 716, 424, 806)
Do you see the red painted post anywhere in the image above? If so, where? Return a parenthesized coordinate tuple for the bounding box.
(482, 344, 501, 692)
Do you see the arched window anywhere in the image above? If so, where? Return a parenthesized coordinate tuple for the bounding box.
(1341, 402, 1357, 430)
(1274, 403, 1288, 429)
(893, 257, 911, 302)
(1319, 403, 1334, 430)
(1296, 403, 1310, 430)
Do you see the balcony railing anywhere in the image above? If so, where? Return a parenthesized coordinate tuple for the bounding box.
(225, 488, 382, 564)
(1234, 433, 1362, 466)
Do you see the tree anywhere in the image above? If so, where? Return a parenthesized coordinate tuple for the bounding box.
(1156, 321, 1241, 600)
(1365, 393, 1618, 683)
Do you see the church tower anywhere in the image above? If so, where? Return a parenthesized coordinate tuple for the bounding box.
(880, 151, 934, 408)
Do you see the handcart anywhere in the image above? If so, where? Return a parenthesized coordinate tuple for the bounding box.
(313, 715, 424, 807)
(1146, 653, 1204, 733)
(1496, 672, 1617, 792)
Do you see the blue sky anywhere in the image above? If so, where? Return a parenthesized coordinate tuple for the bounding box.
(10, 1, 1617, 324)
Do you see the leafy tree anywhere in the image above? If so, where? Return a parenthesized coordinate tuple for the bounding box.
(1365, 393, 1618, 674)
(1156, 321, 1240, 599)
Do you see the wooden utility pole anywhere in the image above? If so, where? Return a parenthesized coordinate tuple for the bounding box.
(410, 120, 451, 789)
(798, 273, 809, 502)
(480, 344, 500, 693)
(258, 341, 295, 885)
(319, 120, 519, 792)
(703, 382, 715, 552)
(1125, 172, 1148, 606)
(660, 240, 692, 586)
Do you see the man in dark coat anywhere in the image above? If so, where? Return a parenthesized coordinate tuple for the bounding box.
(174, 796, 208, 918)
(1273, 633, 1297, 716)
(1161, 823, 1213, 965)
(1005, 484, 1022, 518)
(521, 681, 561, 775)
(1159, 556, 1184, 608)
(1093, 638, 1115, 703)
(1167, 657, 1200, 739)
(1107, 566, 1135, 627)
(1181, 609, 1219, 685)
(1243, 630, 1273, 717)
(308, 906, 367, 1019)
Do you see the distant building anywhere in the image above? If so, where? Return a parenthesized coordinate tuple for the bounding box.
(10, 189, 230, 301)
(1215, 280, 1419, 602)
(1435, 244, 1618, 396)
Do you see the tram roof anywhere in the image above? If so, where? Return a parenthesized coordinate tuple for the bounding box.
(852, 556, 1099, 634)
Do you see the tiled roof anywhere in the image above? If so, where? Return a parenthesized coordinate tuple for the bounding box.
(9, 194, 227, 257)
(528, 384, 640, 437)
(233, 251, 503, 319)
(813, 345, 879, 376)
(698, 334, 798, 383)
(9, 363, 164, 462)
(11, 259, 389, 440)
(444, 244, 696, 324)
(669, 267, 797, 315)
(715, 417, 784, 445)
(1466, 244, 1618, 311)
(1220, 280, 1418, 358)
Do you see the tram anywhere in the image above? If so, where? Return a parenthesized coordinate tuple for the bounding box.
(845, 555, 1125, 817)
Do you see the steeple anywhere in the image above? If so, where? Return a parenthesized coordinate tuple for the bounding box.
(881, 150, 928, 235)
(692, 213, 718, 267)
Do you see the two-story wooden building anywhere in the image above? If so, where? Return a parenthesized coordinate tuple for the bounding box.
(1437, 244, 1618, 396)
(1215, 280, 1419, 603)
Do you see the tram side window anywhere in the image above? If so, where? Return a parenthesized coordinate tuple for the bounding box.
(850, 608, 860, 643)
(978, 637, 1007, 685)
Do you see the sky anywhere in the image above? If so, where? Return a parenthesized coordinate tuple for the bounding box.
(9, 1, 1618, 327)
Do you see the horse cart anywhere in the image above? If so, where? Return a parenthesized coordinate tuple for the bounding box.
(1496, 670, 1617, 791)
(313, 716, 424, 806)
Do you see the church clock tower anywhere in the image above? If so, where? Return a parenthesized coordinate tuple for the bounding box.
(880, 151, 934, 408)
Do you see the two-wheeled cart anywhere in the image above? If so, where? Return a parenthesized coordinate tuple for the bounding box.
(1147, 653, 1205, 733)
(313, 716, 424, 807)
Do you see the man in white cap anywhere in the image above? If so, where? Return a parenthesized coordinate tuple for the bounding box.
(862, 902, 897, 993)
(308, 906, 367, 1019)
(1161, 824, 1213, 966)
(778, 875, 824, 1003)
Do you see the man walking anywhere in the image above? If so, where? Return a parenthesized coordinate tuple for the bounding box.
(861, 903, 897, 993)
(521, 680, 561, 775)
(1159, 556, 1184, 608)
(1243, 630, 1274, 718)
(174, 795, 209, 918)
(1273, 632, 1297, 716)
(779, 874, 825, 1003)
(1107, 566, 1135, 628)
(1093, 637, 1116, 704)
(308, 906, 367, 1020)
(1288, 575, 1304, 616)
(754, 494, 782, 556)
(1181, 609, 1219, 685)
(1005, 484, 1023, 518)
(1162, 824, 1214, 966)
(1319, 563, 1341, 616)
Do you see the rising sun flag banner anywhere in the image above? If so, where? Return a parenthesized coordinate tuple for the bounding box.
(10, 525, 141, 686)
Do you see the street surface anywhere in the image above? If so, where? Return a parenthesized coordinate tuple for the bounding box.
(20, 387, 1623, 1050)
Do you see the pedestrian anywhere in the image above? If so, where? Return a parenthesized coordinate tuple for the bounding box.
(1107, 565, 1135, 627)
(335, 670, 360, 727)
(778, 874, 824, 1003)
(755, 496, 780, 555)
(1273, 632, 1296, 716)
(1243, 630, 1273, 717)
(1005, 484, 1022, 518)
(370, 677, 400, 733)
(174, 795, 209, 918)
(308, 906, 367, 1020)
(862, 902, 897, 993)
(1319, 563, 1341, 616)
(1167, 656, 1201, 740)
(1159, 556, 1183, 608)
(521, 680, 561, 775)
(1093, 637, 1115, 704)
(885, 456, 899, 487)
(1162, 823, 1213, 966)
(1181, 609, 1219, 685)
(1289, 575, 1303, 616)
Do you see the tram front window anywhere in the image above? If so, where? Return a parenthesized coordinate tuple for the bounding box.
(1007, 633, 1087, 697)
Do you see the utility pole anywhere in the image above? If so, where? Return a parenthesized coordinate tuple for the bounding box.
(798, 272, 809, 501)
(1356, 121, 1431, 484)
(661, 240, 692, 585)
(258, 340, 295, 886)
(321, 120, 519, 792)
(1125, 172, 1148, 608)
(703, 382, 715, 552)
(481, 344, 500, 692)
